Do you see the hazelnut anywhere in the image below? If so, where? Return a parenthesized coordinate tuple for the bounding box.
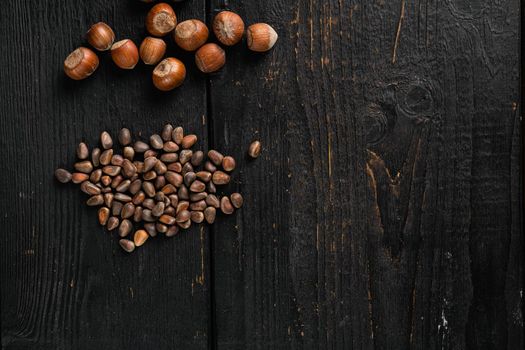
(140, 37, 167, 65)
(246, 23, 278, 52)
(152, 57, 186, 91)
(64, 47, 99, 80)
(111, 39, 139, 69)
(213, 11, 245, 46)
(195, 43, 225, 73)
(174, 19, 208, 51)
(86, 22, 115, 51)
(146, 3, 177, 37)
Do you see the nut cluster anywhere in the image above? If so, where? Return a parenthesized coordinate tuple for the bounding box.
(64, 3, 278, 91)
(55, 124, 253, 253)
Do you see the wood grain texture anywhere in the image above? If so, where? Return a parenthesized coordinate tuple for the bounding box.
(209, 0, 522, 349)
(0, 1, 211, 349)
(0, 0, 522, 349)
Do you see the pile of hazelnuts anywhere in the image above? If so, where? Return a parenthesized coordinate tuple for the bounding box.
(63, 1, 278, 91)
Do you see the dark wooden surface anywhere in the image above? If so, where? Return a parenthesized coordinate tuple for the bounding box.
(0, 0, 522, 349)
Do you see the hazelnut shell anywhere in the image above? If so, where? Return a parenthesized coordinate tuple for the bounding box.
(174, 19, 209, 51)
(246, 23, 278, 52)
(64, 47, 99, 80)
(213, 11, 245, 46)
(146, 3, 177, 37)
(195, 43, 226, 73)
(87, 22, 115, 51)
(111, 39, 139, 69)
(152, 57, 186, 91)
(140, 37, 167, 65)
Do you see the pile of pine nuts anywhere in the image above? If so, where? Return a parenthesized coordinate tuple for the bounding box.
(55, 124, 261, 253)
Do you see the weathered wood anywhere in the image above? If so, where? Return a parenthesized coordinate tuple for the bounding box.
(0, 1, 210, 349)
(210, 0, 522, 349)
(0, 0, 521, 349)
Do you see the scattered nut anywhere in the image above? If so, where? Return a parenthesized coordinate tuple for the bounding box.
(87, 22, 115, 51)
(246, 23, 278, 52)
(111, 39, 139, 69)
(152, 57, 186, 91)
(213, 11, 244, 46)
(64, 47, 99, 80)
(174, 19, 208, 51)
(195, 43, 226, 73)
(140, 37, 167, 65)
(248, 140, 261, 158)
(146, 3, 177, 37)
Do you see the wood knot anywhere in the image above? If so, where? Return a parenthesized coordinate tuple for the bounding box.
(395, 79, 441, 123)
(446, 0, 485, 19)
(360, 103, 390, 146)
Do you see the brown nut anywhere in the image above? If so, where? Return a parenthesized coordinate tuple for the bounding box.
(195, 43, 225, 73)
(72, 172, 90, 184)
(174, 19, 208, 51)
(55, 169, 72, 183)
(64, 47, 99, 80)
(204, 206, 216, 224)
(98, 207, 110, 225)
(246, 23, 278, 52)
(152, 57, 186, 91)
(230, 193, 244, 208)
(140, 37, 167, 65)
(222, 156, 236, 172)
(220, 196, 234, 214)
(119, 128, 132, 146)
(134, 230, 149, 247)
(100, 131, 113, 149)
(111, 39, 139, 69)
(119, 239, 135, 253)
(166, 225, 179, 237)
(213, 11, 245, 46)
(207, 150, 224, 166)
(74, 160, 94, 173)
(161, 124, 174, 141)
(146, 3, 177, 37)
(190, 211, 205, 223)
(212, 171, 230, 185)
(248, 140, 261, 158)
(86, 22, 115, 51)
(172, 126, 184, 144)
(181, 134, 197, 149)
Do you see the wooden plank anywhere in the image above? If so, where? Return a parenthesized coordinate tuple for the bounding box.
(0, 1, 210, 349)
(209, 0, 522, 349)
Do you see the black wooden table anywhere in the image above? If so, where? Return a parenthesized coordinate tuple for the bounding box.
(1, 1, 522, 349)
